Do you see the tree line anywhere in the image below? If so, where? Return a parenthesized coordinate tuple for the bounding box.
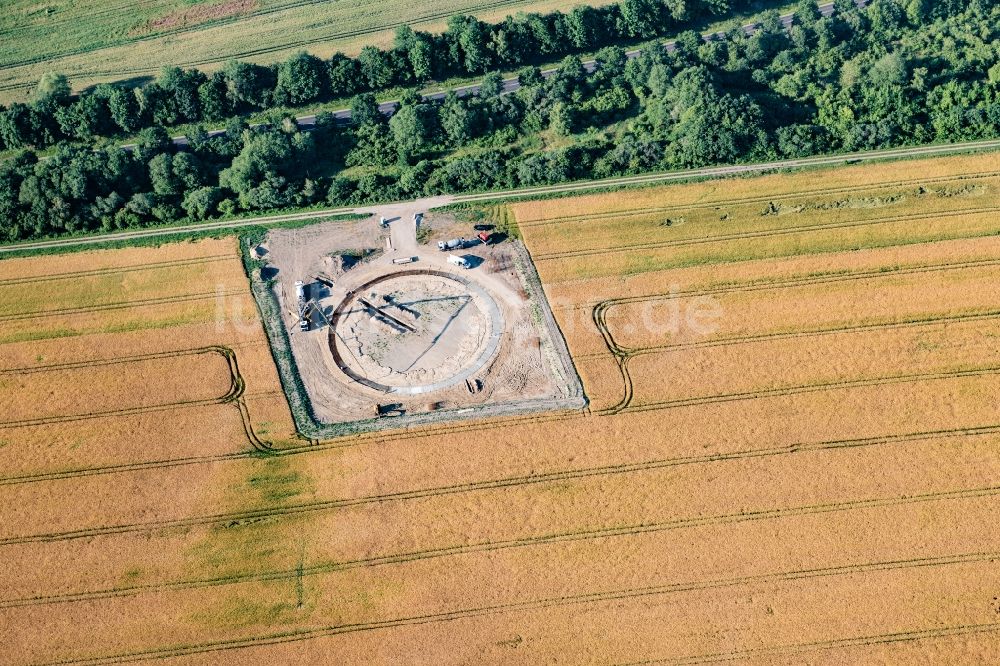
(0, 0, 751, 150)
(1, 0, 998, 242)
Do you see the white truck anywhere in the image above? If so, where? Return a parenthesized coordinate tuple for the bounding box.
(438, 238, 464, 251)
(294, 280, 310, 331)
(447, 254, 470, 269)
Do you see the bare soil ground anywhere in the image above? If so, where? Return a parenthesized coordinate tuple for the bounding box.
(261, 208, 582, 429)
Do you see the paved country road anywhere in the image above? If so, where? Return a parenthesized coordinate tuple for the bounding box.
(162, 0, 862, 148)
(4, 137, 998, 254)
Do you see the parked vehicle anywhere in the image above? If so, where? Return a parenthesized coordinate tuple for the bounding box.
(447, 254, 470, 269)
(438, 238, 464, 251)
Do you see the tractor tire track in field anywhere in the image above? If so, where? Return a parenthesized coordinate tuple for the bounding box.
(7, 445, 1000, 608)
(0, 345, 289, 484)
(0, 402, 581, 486)
(588, 257, 1000, 358)
(565, 256, 1000, 313)
(586, 269, 1000, 412)
(0, 0, 360, 71)
(0, 289, 245, 323)
(3, 419, 999, 548)
(0, 253, 234, 287)
(0, 0, 200, 38)
(517, 170, 1000, 228)
(0, 0, 318, 44)
(29, 549, 1000, 665)
(611, 366, 1000, 416)
(0, 347, 224, 375)
(577, 310, 1000, 360)
(0, 346, 244, 430)
(532, 205, 1000, 262)
(0, 0, 539, 83)
(635, 621, 1000, 665)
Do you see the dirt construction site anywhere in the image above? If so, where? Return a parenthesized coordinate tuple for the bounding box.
(258, 202, 583, 430)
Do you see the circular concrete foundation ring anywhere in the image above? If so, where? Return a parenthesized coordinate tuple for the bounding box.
(328, 269, 504, 395)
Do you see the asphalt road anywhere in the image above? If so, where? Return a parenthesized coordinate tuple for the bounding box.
(166, 0, 860, 147)
(5, 136, 997, 254)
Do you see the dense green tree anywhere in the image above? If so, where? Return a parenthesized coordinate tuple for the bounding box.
(220, 130, 298, 209)
(4, 1, 999, 243)
(664, 0, 690, 22)
(439, 91, 473, 145)
(867, 0, 906, 41)
(196, 72, 231, 122)
(652, 66, 767, 167)
(395, 27, 436, 81)
(350, 93, 383, 126)
(389, 100, 435, 162)
(619, 0, 664, 38)
(327, 53, 361, 97)
(566, 6, 602, 49)
(133, 125, 172, 163)
(795, 0, 822, 26)
(107, 87, 144, 133)
(55, 94, 113, 140)
(358, 46, 394, 89)
(479, 71, 505, 98)
(518, 66, 544, 88)
(447, 15, 494, 73)
(182, 186, 224, 219)
(398, 160, 434, 195)
(148, 153, 180, 197)
(548, 101, 575, 135)
(326, 176, 355, 204)
(275, 51, 326, 105)
(148, 66, 205, 125)
(0, 103, 43, 148)
(224, 60, 274, 109)
(171, 151, 204, 190)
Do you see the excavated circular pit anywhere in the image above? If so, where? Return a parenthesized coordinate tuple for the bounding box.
(328, 270, 503, 395)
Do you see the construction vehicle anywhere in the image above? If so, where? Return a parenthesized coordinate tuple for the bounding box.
(448, 254, 470, 269)
(294, 281, 310, 331)
(286, 301, 313, 332)
(477, 231, 492, 244)
(438, 238, 464, 251)
(299, 304, 312, 332)
(392, 256, 417, 265)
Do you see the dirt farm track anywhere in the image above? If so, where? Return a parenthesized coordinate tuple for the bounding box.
(2, 151, 1000, 664)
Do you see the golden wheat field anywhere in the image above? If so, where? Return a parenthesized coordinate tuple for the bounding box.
(4, 150, 1000, 665)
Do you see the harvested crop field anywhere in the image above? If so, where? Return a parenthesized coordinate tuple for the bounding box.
(0, 0, 601, 101)
(4, 150, 1000, 664)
